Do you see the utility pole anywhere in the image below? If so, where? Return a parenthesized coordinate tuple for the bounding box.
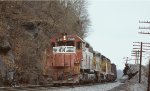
(133, 42, 143, 83)
(138, 20, 150, 90)
(133, 42, 150, 83)
(139, 42, 142, 83)
(148, 59, 150, 91)
(131, 50, 140, 64)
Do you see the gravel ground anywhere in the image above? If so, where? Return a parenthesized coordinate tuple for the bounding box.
(108, 83, 126, 91)
(45, 82, 123, 91)
(0, 81, 124, 91)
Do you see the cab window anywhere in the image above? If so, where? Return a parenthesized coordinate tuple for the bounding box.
(57, 41, 74, 46)
(66, 41, 74, 46)
(86, 43, 89, 48)
(77, 42, 82, 50)
(51, 42, 55, 47)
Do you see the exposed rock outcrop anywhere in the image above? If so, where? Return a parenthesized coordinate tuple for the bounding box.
(0, 0, 89, 86)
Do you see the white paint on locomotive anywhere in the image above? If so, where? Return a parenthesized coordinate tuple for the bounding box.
(53, 46, 76, 53)
(81, 44, 93, 70)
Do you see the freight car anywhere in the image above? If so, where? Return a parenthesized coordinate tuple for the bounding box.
(44, 33, 117, 85)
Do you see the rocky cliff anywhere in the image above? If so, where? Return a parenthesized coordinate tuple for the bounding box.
(0, 0, 89, 86)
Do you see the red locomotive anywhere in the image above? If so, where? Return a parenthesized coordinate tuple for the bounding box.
(44, 33, 117, 84)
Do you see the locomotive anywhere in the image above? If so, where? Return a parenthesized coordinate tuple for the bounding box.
(44, 33, 117, 84)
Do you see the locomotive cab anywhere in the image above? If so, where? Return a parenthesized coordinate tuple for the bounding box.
(47, 33, 83, 84)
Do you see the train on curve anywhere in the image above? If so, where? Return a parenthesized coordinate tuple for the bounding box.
(44, 33, 117, 85)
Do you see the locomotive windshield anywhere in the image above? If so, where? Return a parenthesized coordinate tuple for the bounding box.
(57, 41, 74, 46)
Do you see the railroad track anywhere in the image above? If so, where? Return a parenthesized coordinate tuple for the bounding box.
(0, 81, 118, 91)
(0, 82, 118, 91)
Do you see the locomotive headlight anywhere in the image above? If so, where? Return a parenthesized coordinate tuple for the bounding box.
(63, 35, 67, 41)
(62, 33, 67, 42)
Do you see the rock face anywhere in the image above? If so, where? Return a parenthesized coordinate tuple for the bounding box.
(125, 64, 148, 91)
(0, 27, 15, 86)
(0, 1, 89, 86)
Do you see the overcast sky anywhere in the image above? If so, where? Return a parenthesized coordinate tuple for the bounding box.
(86, 0, 150, 70)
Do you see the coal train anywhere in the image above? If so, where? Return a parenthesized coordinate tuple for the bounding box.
(44, 33, 117, 85)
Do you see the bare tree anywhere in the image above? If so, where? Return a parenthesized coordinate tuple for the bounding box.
(0, 0, 90, 85)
